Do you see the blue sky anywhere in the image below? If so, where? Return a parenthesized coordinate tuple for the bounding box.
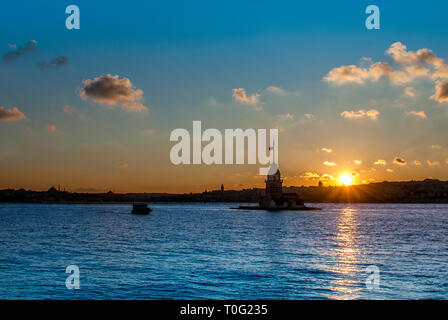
(1, 1, 448, 192)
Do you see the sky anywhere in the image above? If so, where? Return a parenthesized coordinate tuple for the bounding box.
(1, 0, 448, 193)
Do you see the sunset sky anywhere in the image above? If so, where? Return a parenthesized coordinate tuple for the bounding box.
(1, 1, 448, 193)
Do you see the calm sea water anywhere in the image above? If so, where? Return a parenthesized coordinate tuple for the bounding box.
(0, 203, 447, 300)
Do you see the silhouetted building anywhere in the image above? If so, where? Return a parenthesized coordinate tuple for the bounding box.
(259, 168, 305, 209)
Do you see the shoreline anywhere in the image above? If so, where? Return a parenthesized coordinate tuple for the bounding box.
(1, 201, 448, 205)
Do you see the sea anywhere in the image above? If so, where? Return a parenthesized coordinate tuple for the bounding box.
(0, 203, 447, 299)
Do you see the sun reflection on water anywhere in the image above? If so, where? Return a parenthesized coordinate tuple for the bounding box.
(327, 207, 362, 299)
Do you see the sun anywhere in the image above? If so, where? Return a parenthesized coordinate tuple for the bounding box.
(339, 173, 354, 186)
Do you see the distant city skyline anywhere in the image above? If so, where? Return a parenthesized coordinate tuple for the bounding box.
(1, 1, 448, 193)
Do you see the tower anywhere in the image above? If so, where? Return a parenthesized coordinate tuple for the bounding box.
(221, 184, 224, 193)
(265, 169, 283, 199)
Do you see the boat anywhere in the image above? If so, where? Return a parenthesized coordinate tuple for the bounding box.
(131, 203, 152, 215)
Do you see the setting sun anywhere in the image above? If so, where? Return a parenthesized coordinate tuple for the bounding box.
(339, 173, 354, 186)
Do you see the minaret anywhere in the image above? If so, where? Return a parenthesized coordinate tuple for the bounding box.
(267, 139, 279, 176)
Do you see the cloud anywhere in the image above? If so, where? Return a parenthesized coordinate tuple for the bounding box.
(321, 173, 334, 181)
(324, 64, 370, 85)
(3, 40, 38, 62)
(0, 106, 26, 122)
(46, 124, 57, 133)
(119, 162, 129, 168)
(38, 56, 68, 69)
(323, 61, 426, 85)
(430, 81, 448, 103)
(80, 74, 147, 111)
(205, 97, 217, 105)
(301, 172, 334, 181)
(341, 109, 380, 120)
(431, 145, 442, 150)
(374, 159, 387, 165)
(386, 42, 443, 67)
(432, 64, 448, 79)
(63, 105, 85, 119)
(393, 157, 407, 165)
(354, 160, 363, 165)
(63, 105, 76, 114)
(304, 113, 314, 119)
(266, 86, 285, 94)
(232, 88, 260, 105)
(387, 169, 394, 173)
(404, 86, 416, 97)
(427, 160, 440, 167)
(277, 113, 294, 120)
(324, 42, 448, 92)
(323, 161, 336, 167)
(142, 129, 157, 135)
(321, 147, 333, 153)
(301, 172, 320, 180)
(413, 160, 422, 166)
(406, 110, 427, 119)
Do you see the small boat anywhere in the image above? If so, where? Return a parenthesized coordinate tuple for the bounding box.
(131, 203, 152, 215)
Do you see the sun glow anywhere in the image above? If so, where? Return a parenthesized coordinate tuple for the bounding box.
(339, 173, 354, 186)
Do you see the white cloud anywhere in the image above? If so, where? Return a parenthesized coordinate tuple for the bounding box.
(324, 42, 448, 105)
(341, 109, 380, 120)
(301, 172, 334, 181)
(404, 86, 416, 97)
(266, 86, 285, 94)
(324, 64, 370, 85)
(427, 160, 440, 167)
(232, 88, 260, 105)
(301, 172, 320, 180)
(406, 110, 427, 119)
(386, 42, 443, 67)
(374, 159, 387, 165)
